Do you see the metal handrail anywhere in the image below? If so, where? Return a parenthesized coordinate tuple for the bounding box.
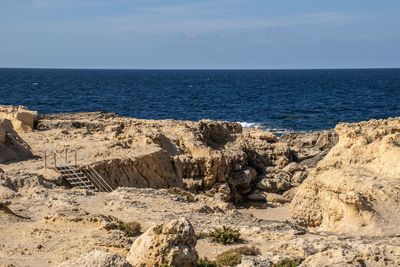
(87, 164, 113, 192)
(83, 166, 110, 192)
(44, 149, 113, 192)
(82, 167, 108, 192)
(52, 151, 94, 192)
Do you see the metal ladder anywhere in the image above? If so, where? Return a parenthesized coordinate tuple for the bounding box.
(46, 150, 113, 193)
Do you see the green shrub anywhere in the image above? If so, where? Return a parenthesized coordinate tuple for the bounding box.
(273, 259, 303, 267)
(230, 246, 261, 256)
(214, 246, 261, 266)
(104, 221, 141, 237)
(209, 225, 241, 245)
(215, 251, 242, 266)
(197, 258, 219, 267)
(168, 187, 196, 202)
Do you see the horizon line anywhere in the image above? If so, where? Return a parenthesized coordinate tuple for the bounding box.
(1, 67, 400, 71)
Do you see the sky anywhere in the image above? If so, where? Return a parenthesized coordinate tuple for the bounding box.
(0, 0, 399, 69)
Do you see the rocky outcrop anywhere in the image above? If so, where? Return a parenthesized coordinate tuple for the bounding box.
(280, 130, 338, 168)
(0, 119, 33, 163)
(58, 250, 131, 267)
(32, 111, 337, 202)
(0, 105, 39, 131)
(300, 244, 400, 267)
(291, 118, 400, 233)
(126, 217, 198, 267)
(93, 146, 183, 189)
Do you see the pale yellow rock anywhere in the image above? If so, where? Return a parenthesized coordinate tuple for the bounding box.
(266, 193, 289, 204)
(246, 129, 278, 142)
(126, 217, 198, 267)
(301, 244, 400, 267)
(247, 190, 267, 201)
(0, 105, 38, 132)
(0, 122, 6, 143)
(57, 250, 131, 267)
(291, 118, 400, 234)
(0, 118, 33, 163)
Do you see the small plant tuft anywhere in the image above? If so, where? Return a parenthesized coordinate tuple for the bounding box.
(168, 187, 196, 202)
(214, 246, 261, 266)
(215, 251, 242, 266)
(103, 221, 141, 237)
(230, 246, 261, 256)
(209, 225, 241, 245)
(273, 258, 303, 267)
(197, 258, 219, 267)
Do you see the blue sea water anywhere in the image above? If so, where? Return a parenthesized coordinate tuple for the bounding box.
(0, 68, 399, 132)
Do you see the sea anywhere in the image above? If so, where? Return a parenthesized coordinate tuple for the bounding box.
(0, 68, 399, 133)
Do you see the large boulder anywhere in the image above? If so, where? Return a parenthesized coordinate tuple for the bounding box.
(0, 105, 39, 131)
(58, 250, 131, 267)
(291, 118, 400, 234)
(126, 217, 198, 267)
(15, 107, 39, 129)
(0, 119, 33, 163)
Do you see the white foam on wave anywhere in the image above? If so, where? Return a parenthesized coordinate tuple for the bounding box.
(237, 121, 292, 135)
(237, 121, 263, 129)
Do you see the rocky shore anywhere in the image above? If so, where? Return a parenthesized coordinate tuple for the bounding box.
(1, 105, 400, 266)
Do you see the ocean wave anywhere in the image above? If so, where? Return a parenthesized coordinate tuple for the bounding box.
(237, 121, 263, 129)
(237, 121, 292, 135)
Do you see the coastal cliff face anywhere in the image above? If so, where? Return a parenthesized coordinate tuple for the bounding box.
(2, 105, 400, 266)
(291, 118, 400, 234)
(30, 112, 336, 204)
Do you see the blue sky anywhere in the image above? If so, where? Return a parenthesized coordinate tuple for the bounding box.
(1, 0, 399, 69)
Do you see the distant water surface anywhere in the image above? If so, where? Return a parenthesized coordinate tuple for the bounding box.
(0, 68, 399, 132)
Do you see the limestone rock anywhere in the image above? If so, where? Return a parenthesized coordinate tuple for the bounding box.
(246, 190, 267, 201)
(15, 107, 38, 129)
(282, 162, 304, 174)
(246, 129, 278, 143)
(126, 217, 198, 267)
(291, 118, 400, 233)
(230, 167, 258, 194)
(0, 105, 39, 131)
(0, 123, 6, 143)
(58, 250, 131, 267)
(290, 171, 307, 185)
(197, 119, 242, 148)
(0, 120, 9, 144)
(0, 119, 33, 163)
(93, 146, 183, 189)
(282, 187, 298, 201)
(301, 244, 400, 267)
(237, 255, 272, 267)
(256, 172, 292, 193)
(280, 130, 338, 167)
(266, 193, 289, 204)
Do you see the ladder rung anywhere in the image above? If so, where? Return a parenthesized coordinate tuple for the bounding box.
(64, 175, 86, 179)
(69, 181, 92, 185)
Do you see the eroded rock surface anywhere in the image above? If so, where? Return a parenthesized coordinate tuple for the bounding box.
(23, 110, 336, 203)
(291, 118, 400, 233)
(126, 217, 198, 267)
(58, 250, 131, 267)
(2, 105, 400, 266)
(0, 119, 33, 163)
